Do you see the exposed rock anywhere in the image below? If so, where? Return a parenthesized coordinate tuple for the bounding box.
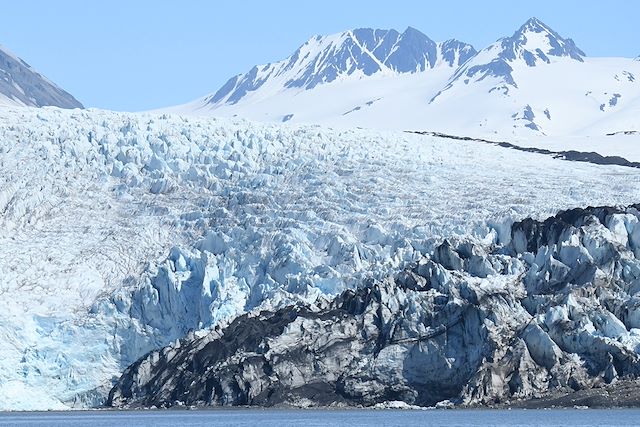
(109, 204, 640, 408)
(511, 379, 640, 408)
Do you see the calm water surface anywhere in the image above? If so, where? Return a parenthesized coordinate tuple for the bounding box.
(1, 409, 639, 427)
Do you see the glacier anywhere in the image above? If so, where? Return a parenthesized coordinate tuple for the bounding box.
(108, 204, 640, 408)
(1, 106, 640, 410)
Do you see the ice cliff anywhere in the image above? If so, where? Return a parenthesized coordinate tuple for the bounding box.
(109, 204, 640, 408)
(1, 106, 639, 410)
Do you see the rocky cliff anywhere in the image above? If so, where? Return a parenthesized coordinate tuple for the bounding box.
(108, 203, 640, 408)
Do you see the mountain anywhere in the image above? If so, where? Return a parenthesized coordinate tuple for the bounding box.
(433, 17, 585, 99)
(171, 18, 640, 138)
(0, 44, 83, 108)
(202, 27, 476, 108)
(428, 16, 640, 135)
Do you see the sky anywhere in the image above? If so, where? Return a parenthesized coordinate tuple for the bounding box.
(1, 1, 638, 111)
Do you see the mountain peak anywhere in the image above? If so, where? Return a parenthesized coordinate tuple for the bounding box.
(205, 27, 476, 106)
(517, 17, 552, 34)
(402, 26, 423, 36)
(430, 17, 586, 104)
(504, 17, 585, 65)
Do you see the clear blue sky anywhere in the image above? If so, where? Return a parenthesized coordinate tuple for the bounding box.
(1, 1, 637, 111)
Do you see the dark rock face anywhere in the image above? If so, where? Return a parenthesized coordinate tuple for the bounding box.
(109, 204, 640, 409)
(0, 47, 83, 108)
(511, 379, 640, 408)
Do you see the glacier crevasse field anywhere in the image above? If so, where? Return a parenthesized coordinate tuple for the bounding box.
(0, 107, 639, 409)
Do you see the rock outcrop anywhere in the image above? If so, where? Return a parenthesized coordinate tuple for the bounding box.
(108, 204, 640, 408)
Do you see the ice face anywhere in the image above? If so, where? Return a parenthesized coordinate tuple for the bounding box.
(108, 205, 640, 409)
(0, 106, 639, 410)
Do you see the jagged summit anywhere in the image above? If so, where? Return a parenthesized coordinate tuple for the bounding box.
(204, 27, 476, 106)
(432, 17, 587, 103)
(0, 44, 83, 109)
(474, 16, 586, 71)
(172, 19, 639, 137)
(503, 16, 585, 65)
(519, 16, 549, 32)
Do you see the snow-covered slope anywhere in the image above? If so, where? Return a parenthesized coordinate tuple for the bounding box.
(0, 106, 639, 410)
(171, 18, 640, 138)
(198, 27, 475, 108)
(427, 18, 640, 137)
(0, 45, 83, 109)
(436, 16, 585, 96)
(168, 27, 476, 123)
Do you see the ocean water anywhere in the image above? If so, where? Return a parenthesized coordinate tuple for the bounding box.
(1, 409, 639, 427)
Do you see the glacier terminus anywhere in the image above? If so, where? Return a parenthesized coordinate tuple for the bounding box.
(0, 14, 639, 412)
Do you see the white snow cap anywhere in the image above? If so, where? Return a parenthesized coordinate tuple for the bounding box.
(167, 18, 640, 138)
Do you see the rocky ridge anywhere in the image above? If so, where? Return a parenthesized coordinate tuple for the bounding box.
(205, 27, 476, 107)
(108, 203, 640, 408)
(0, 45, 82, 108)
